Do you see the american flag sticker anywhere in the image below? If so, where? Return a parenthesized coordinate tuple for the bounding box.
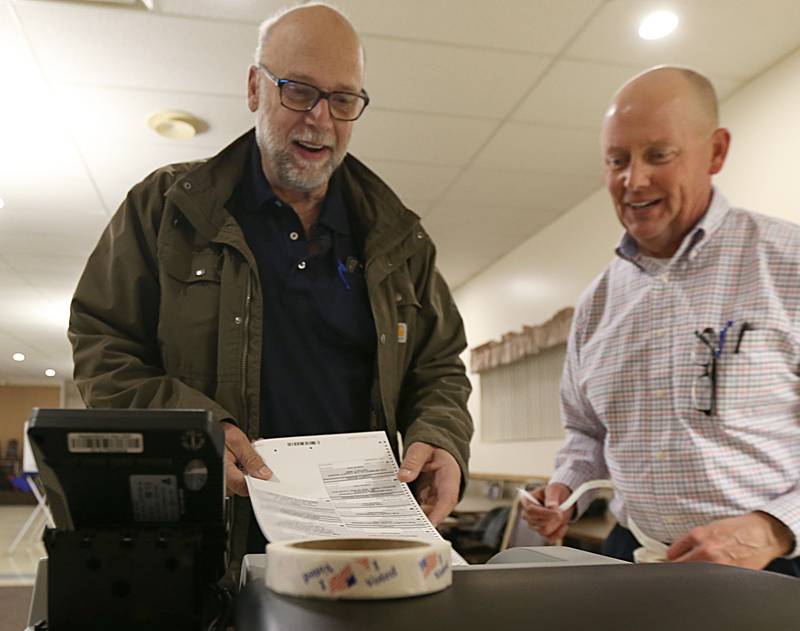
(355, 557, 371, 570)
(397, 322, 407, 343)
(329, 565, 357, 593)
(419, 552, 439, 578)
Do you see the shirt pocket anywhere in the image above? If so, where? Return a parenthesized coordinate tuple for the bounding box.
(158, 245, 223, 378)
(717, 327, 799, 420)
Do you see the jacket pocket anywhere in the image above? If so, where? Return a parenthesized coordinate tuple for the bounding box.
(158, 245, 222, 380)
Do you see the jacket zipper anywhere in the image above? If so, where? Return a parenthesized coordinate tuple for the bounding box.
(240, 271, 252, 434)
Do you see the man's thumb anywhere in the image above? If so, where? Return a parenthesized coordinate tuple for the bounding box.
(398, 442, 433, 482)
(544, 485, 564, 510)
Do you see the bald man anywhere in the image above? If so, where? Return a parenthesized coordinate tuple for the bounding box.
(522, 66, 800, 576)
(69, 3, 472, 578)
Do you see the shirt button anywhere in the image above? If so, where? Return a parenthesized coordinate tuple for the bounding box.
(234, 316, 243, 325)
(182, 181, 192, 191)
(659, 274, 669, 284)
(297, 261, 307, 270)
(194, 268, 206, 277)
(380, 333, 386, 344)
(416, 231, 424, 240)
(655, 328, 667, 337)
(655, 389, 666, 398)
(395, 293, 403, 303)
(655, 451, 665, 460)
(289, 231, 299, 241)
(275, 200, 283, 207)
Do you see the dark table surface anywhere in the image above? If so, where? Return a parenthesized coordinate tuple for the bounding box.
(236, 560, 800, 631)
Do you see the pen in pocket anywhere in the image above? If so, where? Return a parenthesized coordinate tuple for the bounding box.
(734, 322, 753, 354)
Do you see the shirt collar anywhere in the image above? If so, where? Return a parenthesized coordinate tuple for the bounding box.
(317, 170, 350, 236)
(239, 138, 280, 213)
(615, 187, 731, 271)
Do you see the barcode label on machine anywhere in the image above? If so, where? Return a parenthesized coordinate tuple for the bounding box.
(67, 432, 144, 453)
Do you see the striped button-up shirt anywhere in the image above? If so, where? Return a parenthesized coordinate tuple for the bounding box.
(551, 190, 800, 555)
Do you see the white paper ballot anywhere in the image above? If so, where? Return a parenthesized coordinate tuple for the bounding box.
(244, 431, 467, 565)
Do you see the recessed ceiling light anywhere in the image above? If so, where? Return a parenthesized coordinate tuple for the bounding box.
(12, 352, 25, 362)
(44, 368, 56, 377)
(147, 110, 205, 140)
(639, 10, 679, 40)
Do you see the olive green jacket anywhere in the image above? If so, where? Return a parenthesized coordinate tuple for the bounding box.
(69, 130, 473, 576)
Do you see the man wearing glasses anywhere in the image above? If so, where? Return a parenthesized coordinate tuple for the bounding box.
(69, 3, 472, 577)
(523, 66, 800, 575)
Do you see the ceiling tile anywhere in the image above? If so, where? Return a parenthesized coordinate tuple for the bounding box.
(358, 160, 460, 207)
(473, 122, 602, 176)
(423, 210, 527, 288)
(1, 3, 105, 216)
(16, 1, 254, 94)
(158, 0, 282, 22)
(57, 84, 253, 148)
(79, 139, 226, 214)
(513, 60, 646, 127)
(567, 0, 800, 79)
(362, 37, 550, 118)
(513, 59, 743, 128)
(442, 168, 601, 214)
(350, 109, 497, 166)
(339, 0, 604, 55)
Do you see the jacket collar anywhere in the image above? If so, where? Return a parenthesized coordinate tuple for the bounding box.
(167, 129, 422, 264)
(165, 129, 253, 245)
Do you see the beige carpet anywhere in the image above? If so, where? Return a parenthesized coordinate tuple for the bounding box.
(0, 586, 32, 631)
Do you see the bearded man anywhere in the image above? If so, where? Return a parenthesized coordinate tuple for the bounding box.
(69, 3, 473, 579)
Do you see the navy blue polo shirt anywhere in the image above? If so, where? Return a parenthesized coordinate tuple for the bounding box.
(229, 140, 376, 440)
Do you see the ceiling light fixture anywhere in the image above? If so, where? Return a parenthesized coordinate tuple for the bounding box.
(45, 368, 56, 377)
(12, 352, 25, 362)
(638, 10, 679, 40)
(0, 197, 5, 209)
(147, 110, 206, 140)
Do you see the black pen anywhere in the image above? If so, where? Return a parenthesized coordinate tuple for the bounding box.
(734, 322, 752, 354)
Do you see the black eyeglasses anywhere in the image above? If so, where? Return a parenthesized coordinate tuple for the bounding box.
(692, 328, 718, 416)
(257, 63, 370, 121)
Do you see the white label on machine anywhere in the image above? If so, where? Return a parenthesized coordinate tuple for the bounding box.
(130, 475, 180, 522)
(68, 432, 144, 453)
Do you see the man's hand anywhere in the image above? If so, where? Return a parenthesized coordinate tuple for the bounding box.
(667, 511, 794, 569)
(520, 483, 573, 543)
(222, 421, 272, 496)
(397, 442, 461, 526)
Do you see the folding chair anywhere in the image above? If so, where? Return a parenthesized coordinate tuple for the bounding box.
(8, 421, 54, 554)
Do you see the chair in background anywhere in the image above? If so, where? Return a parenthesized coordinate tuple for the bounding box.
(7, 421, 54, 554)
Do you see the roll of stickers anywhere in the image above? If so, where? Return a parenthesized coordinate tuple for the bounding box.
(265, 538, 452, 600)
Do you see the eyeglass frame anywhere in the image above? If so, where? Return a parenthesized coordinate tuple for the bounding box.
(692, 327, 718, 416)
(256, 63, 370, 121)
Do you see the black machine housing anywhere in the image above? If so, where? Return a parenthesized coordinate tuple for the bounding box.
(28, 408, 227, 631)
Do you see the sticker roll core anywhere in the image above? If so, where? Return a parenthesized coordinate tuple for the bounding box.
(265, 538, 452, 599)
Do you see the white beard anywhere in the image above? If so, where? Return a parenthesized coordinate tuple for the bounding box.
(257, 118, 344, 192)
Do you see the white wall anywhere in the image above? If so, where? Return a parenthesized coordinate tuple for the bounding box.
(457, 47, 800, 477)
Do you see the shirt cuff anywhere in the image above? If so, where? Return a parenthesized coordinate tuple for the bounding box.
(760, 494, 800, 559)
